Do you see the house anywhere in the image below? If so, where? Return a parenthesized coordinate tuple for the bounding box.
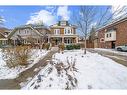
(8, 24, 51, 46)
(78, 36, 94, 48)
(78, 27, 98, 48)
(50, 20, 78, 46)
(5, 20, 79, 47)
(0, 27, 11, 46)
(97, 16, 127, 49)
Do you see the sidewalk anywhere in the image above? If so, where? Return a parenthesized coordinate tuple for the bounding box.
(87, 48, 127, 67)
(0, 48, 58, 89)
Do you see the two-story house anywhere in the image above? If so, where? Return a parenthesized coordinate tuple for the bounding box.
(97, 16, 127, 48)
(50, 20, 78, 46)
(0, 27, 11, 46)
(8, 24, 51, 46)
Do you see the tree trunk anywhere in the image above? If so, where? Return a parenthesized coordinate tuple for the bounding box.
(84, 36, 87, 54)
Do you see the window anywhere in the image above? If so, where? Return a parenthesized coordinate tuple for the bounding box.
(27, 30, 29, 34)
(107, 34, 108, 38)
(64, 28, 72, 35)
(100, 38, 104, 42)
(110, 33, 111, 37)
(64, 29, 66, 34)
(54, 29, 60, 35)
(68, 29, 70, 34)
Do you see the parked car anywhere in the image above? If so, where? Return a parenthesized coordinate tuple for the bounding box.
(115, 45, 127, 52)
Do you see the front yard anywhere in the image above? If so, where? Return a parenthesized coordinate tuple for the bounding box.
(0, 49, 49, 79)
(22, 49, 127, 89)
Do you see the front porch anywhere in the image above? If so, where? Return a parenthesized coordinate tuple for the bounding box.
(50, 37, 78, 46)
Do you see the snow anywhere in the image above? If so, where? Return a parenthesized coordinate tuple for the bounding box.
(23, 50, 127, 89)
(95, 48, 127, 56)
(0, 49, 49, 79)
(22, 63, 68, 89)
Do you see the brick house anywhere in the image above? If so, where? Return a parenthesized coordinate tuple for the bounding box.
(50, 20, 78, 46)
(97, 17, 127, 49)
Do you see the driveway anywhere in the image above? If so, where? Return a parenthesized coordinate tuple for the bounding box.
(87, 48, 127, 67)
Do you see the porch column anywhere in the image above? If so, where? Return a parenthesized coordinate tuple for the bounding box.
(62, 37, 64, 43)
(14, 40, 15, 46)
(76, 37, 78, 43)
(48, 37, 50, 43)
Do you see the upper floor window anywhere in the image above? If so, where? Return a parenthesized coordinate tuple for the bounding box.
(106, 33, 112, 38)
(109, 33, 111, 37)
(64, 27, 73, 35)
(107, 34, 108, 38)
(54, 29, 60, 35)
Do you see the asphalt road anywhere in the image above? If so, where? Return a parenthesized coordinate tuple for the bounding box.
(87, 48, 127, 67)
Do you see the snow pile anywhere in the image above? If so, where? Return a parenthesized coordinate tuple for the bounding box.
(0, 49, 48, 79)
(22, 61, 77, 89)
(95, 48, 127, 56)
(23, 50, 127, 89)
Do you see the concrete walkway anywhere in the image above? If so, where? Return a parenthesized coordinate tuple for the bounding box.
(0, 47, 58, 89)
(87, 48, 127, 67)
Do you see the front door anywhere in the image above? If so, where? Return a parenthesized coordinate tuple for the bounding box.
(111, 41, 116, 48)
(55, 39, 58, 45)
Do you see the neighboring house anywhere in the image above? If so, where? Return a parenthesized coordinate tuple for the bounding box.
(78, 36, 94, 48)
(8, 24, 51, 46)
(0, 27, 11, 46)
(50, 20, 78, 46)
(97, 16, 127, 49)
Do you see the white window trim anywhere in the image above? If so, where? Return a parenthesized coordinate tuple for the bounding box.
(64, 27, 73, 35)
(54, 29, 60, 35)
(100, 38, 105, 42)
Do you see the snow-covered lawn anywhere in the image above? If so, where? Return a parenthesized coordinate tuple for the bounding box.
(95, 48, 127, 56)
(0, 49, 49, 79)
(23, 50, 127, 89)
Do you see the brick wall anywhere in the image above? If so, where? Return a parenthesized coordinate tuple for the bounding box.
(98, 19, 127, 48)
(98, 29, 106, 48)
(115, 21, 127, 46)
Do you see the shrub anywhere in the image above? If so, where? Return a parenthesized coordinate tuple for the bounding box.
(66, 45, 74, 50)
(44, 43, 50, 50)
(73, 44, 80, 49)
(66, 44, 81, 50)
(58, 43, 65, 51)
(2, 46, 31, 68)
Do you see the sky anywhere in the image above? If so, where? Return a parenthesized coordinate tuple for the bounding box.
(0, 6, 80, 29)
(0, 5, 126, 35)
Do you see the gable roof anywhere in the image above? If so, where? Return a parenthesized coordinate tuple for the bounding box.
(0, 32, 6, 38)
(50, 20, 77, 28)
(8, 24, 50, 39)
(96, 16, 127, 32)
(0, 27, 11, 38)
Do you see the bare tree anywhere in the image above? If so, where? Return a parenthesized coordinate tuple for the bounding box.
(97, 5, 127, 27)
(73, 6, 127, 54)
(74, 6, 97, 54)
